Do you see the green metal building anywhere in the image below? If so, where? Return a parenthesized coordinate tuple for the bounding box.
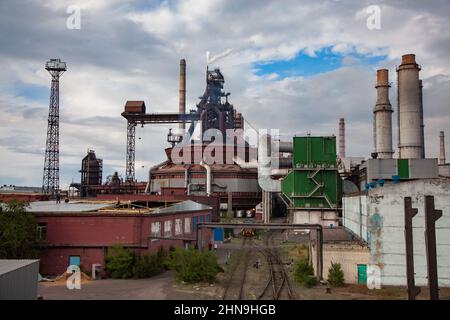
(281, 136, 342, 210)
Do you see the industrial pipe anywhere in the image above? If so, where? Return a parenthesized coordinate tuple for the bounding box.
(374, 69, 394, 159)
(397, 54, 424, 159)
(440, 131, 446, 165)
(145, 159, 170, 193)
(179, 59, 186, 135)
(339, 118, 345, 158)
(200, 161, 212, 196)
(258, 134, 281, 192)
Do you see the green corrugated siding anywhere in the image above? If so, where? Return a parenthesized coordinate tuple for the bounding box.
(397, 159, 410, 179)
(293, 136, 336, 167)
(282, 136, 341, 209)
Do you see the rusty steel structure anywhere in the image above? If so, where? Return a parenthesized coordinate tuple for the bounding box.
(42, 59, 66, 194)
(424, 195, 442, 300)
(404, 197, 420, 300)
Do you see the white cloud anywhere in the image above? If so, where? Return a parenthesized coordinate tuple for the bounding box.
(0, 0, 449, 187)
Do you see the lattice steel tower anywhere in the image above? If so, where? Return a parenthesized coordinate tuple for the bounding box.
(42, 59, 66, 194)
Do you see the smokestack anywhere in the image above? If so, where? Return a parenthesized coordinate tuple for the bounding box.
(440, 131, 446, 165)
(339, 118, 345, 158)
(373, 69, 394, 159)
(397, 54, 424, 159)
(179, 59, 186, 134)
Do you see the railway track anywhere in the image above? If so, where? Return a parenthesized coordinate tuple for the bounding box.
(257, 231, 295, 300)
(222, 237, 251, 300)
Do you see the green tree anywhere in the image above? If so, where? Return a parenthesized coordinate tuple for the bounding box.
(293, 259, 317, 288)
(133, 247, 167, 278)
(104, 245, 136, 279)
(327, 262, 345, 287)
(166, 248, 223, 283)
(0, 201, 37, 259)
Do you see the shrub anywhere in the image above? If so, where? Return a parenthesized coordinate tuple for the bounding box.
(327, 262, 345, 287)
(293, 259, 317, 288)
(166, 248, 223, 283)
(133, 247, 167, 278)
(105, 245, 135, 279)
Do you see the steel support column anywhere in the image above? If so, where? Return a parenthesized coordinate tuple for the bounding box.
(424, 195, 442, 300)
(404, 197, 420, 300)
(126, 121, 136, 182)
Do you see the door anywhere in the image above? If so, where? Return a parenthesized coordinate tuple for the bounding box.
(69, 256, 81, 267)
(357, 264, 367, 285)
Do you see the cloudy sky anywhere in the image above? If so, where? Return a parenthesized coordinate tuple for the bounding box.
(0, 0, 449, 188)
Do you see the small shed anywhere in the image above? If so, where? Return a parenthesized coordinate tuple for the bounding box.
(0, 259, 40, 300)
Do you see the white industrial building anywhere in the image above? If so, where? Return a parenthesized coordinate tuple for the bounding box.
(343, 178, 450, 287)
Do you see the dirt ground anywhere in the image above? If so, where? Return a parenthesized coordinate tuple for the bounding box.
(38, 232, 450, 300)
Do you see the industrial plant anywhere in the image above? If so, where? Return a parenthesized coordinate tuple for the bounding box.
(1, 52, 450, 301)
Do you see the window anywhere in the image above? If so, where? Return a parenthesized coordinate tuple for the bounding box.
(164, 220, 172, 237)
(37, 222, 47, 240)
(175, 219, 182, 235)
(151, 222, 161, 237)
(184, 217, 191, 234)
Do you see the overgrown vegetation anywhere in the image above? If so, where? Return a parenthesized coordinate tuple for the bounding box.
(327, 262, 345, 287)
(0, 201, 37, 259)
(293, 259, 317, 288)
(105, 245, 168, 279)
(165, 247, 223, 283)
(105, 245, 136, 279)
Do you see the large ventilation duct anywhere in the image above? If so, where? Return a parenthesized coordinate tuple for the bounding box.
(200, 161, 212, 196)
(179, 59, 186, 135)
(374, 69, 394, 159)
(397, 54, 424, 159)
(339, 118, 345, 158)
(258, 134, 281, 192)
(440, 131, 446, 165)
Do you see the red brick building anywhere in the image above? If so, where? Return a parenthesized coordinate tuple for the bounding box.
(30, 200, 213, 276)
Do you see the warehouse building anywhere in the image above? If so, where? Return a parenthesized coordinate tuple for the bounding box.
(29, 200, 213, 277)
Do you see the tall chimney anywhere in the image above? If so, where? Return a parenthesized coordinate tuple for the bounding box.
(397, 54, 424, 159)
(440, 131, 446, 165)
(179, 59, 186, 134)
(339, 118, 345, 158)
(374, 69, 394, 159)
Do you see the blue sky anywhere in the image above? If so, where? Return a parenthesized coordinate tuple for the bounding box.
(254, 46, 387, 79)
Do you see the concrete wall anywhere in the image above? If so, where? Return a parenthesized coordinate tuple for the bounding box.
(0, 260, 39, 300)
(343, 195, 369, 241)
(292, 210, 339, 227)
(343, 178, 450, 287)
(312, 243, 370, 284)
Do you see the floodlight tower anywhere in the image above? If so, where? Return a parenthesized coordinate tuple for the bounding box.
(42, 59, 66, 194)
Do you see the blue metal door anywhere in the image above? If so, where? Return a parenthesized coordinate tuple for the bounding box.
(213, 228, 224, 241)
(69, 256, 80, 266)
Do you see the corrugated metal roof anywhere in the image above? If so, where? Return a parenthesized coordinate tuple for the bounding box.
(0, 260, 39, 276)
(153, 200, 212, 214)
(26, 201, 113, 213)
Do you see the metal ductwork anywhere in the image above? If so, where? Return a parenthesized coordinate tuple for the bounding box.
(374, 69, 394, 159)
(397, 54, 425, 159)
(145, 159, 170, 193)
(258, 134, 281, 192)
(200, 161, 212, 196)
